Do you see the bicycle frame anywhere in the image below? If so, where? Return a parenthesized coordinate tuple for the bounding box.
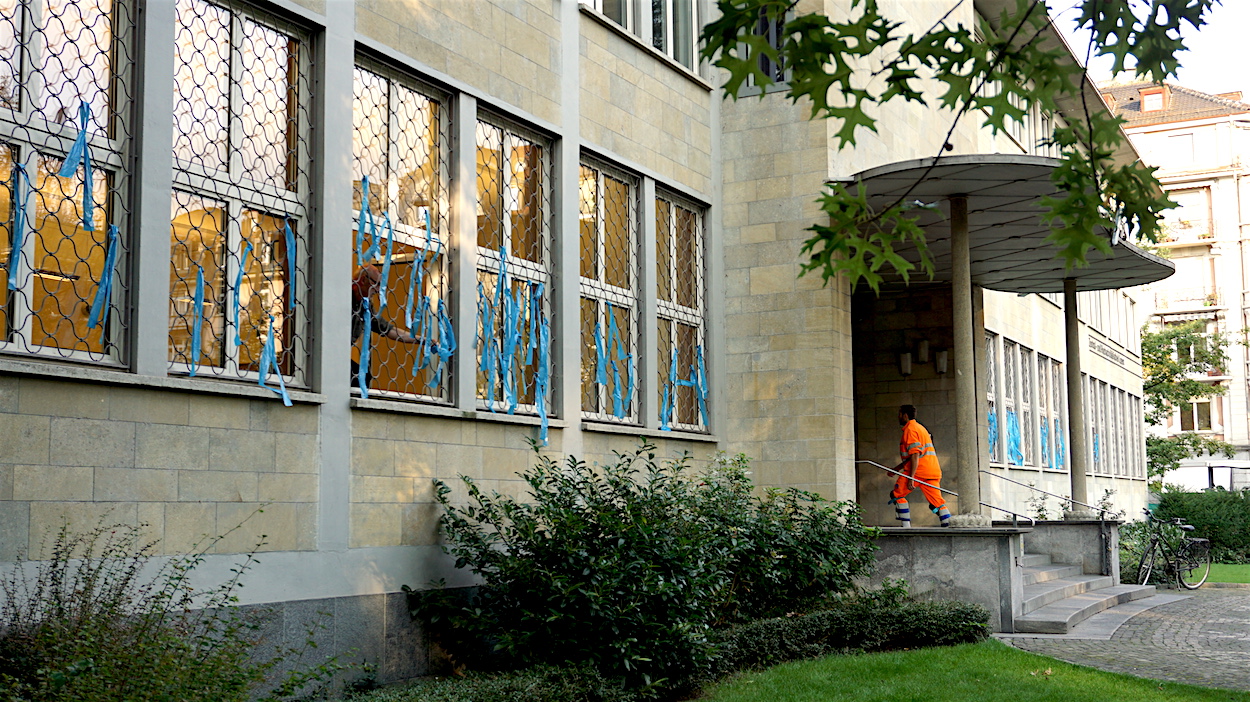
(1136, 510, 1211, 590)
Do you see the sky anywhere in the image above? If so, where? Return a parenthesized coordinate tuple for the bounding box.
(1049, 1, 1250, 98)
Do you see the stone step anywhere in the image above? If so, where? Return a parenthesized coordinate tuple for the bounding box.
(1023, 563, 1084, 586)
(1022, 574, 1115, 614)
(1021, 553, 1052, 568)
(1013, 584, 1157, 634)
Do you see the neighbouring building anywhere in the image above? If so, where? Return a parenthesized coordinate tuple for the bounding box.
(0, 0, 1168, 678)
(1102, 80, 1250, 491)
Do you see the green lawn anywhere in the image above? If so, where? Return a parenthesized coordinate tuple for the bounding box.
(1209, 564, 1250, 584)
(700, 640, 1250, 702)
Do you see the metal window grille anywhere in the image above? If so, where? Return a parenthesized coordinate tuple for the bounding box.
(0, 0, 135, 364)
(1051, 359, 1064, 469)
(168, 0, 312, 392)
(351, 61, 452, 402)
(985, 332, 1001, 463)
(1004, 340, 1024, 465)
(1037, 353, 1050, 469)
(656, 190, 706, 431)
(579, 158, 638, 424)
(1021, 347, 1033, 466)
(475, 115, 553, 423)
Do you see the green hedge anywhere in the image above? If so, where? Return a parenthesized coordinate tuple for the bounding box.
(1157, 489, 1250, 563)
(355, 597, 990, 702)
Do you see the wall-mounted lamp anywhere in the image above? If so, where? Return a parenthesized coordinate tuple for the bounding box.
(916, 340, 930, 364)
(899, 352, 913, 377)
(935, 350, 949, 375)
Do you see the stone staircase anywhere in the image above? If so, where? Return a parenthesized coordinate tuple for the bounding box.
(1013, 552, 1156, 634)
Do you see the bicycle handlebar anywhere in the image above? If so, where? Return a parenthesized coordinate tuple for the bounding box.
(1142, 508, 1196, 532)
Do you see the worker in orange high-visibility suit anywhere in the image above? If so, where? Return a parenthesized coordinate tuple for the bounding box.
(889, 404, 951, 527)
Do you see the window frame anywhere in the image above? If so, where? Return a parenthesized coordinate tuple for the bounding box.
(0, 0, 136, 366)
(167, 0, 313, 386)
(655, 187, 707, 432)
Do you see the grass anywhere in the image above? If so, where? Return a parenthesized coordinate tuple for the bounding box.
(700, 640, 1250, 702)
(1208, 564, 1250, 584)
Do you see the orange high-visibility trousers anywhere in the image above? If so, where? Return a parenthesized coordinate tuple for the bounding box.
(891, 472, 945, 511)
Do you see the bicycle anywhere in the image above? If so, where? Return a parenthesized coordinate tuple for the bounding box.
(1135, 509, 1212, 590)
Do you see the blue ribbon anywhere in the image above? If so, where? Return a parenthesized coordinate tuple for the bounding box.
(233, 241, 253, 347)
(536, 298, 550, 446)
(189, 264, 204, 376)
(526, 282, 541, 366)
(6, 164, 29, 292)
(1007, 410, 1023, 465)
(501, 283, 522, 414)
(427, 299, 456, 390)
(1056, 429, 1066, 467)
(987, 410, 999, 459)
(377, 214, 394, 311)
(695, 345, 708, 426)
(284, 218, 296, 310)
(359, 303, 372, 398)
(660, 352, 678, 431)
(1040, 418, 1051, 469)
(594, 321, 607, 386)
(607, 307, 625, 418)
(257, 314, 292, 407)
(86, 223, 119, 340)
(357, 176, 374, 266)
(57, 100, 94, 231)
(1093, 433, 1100, 465)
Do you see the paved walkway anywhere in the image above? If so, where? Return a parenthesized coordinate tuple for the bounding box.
(1001, 588, 1250, 692)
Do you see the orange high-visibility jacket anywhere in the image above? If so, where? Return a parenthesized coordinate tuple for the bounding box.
(899, 419, 941, 480)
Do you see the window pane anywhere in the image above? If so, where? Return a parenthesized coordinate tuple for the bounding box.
(578, 165, 598, 280)
(509, 140, 543, 264)
(352, 68, 389, 214)
(656, 198, 672, 302)
(657, 315, 671, 408)
(0, 145, 12, 339)
(168, 191, 226, 369)
(237, 209, 293, 374)
(0, 0, 19, 110)
(603, 174, 631, 289)
(237, 18, 300, 190)
(652, 0, 667, 53)
(173, 0, 230, 171)
(675, 203, 697, 307)
(40, 0, 113, 133)
(1180, 402, 1194, 431)
(676, 321, 697, 425)
(580, 296, 599, 412)
(602, 0, 627, 27)
(395, 83, 441, 230)
(31, 154, 111, 353)
(673, 0, 693, 68)
(476, 122, 504, 251)
(1197, 401, 1212, 431)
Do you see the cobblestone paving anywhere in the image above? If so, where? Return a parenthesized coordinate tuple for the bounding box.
(1005, 589, 1250, 691)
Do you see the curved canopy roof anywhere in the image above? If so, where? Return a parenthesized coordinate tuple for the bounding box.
(838, 154, 1175, 294)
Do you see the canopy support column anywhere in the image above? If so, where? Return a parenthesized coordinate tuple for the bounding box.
(1064, 278, 1096, 518)
(951, 196, 985, 519)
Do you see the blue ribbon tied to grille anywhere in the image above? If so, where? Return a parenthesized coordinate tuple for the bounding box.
(257, 314, 292, 407)
(1007, 410, 1023, 465)
(6, 164, 31, 292)
(189, 264, 205, 376)
(376, 214, 393, 311)
(1040, 417, 1051, 468)
(660, 344, 708, 430)
(535, 298, 551, 446)
(284, 218, 297, 310)
(233, 241, 253, 347)
(359, 303, 373, 399)
(1056, 430, 1066, 467)
(86, 223, 119, 343)
(57, 100, 94, 232)
(357, 175, 375, 267)
(987, 410, 999, 458)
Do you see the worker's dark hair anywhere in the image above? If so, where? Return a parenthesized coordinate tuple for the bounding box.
(900, 404, 917, 420)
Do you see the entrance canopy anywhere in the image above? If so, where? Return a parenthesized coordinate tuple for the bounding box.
(837, 154, 1175, 293)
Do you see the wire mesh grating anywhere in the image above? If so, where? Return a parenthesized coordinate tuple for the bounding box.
(475, 116, 553, 428)
(0, 0, 135, 364)
(656, 191, 706, 431)
(579, 159, 639, 424)
(167, 0, 311, 391)
(351, 61, 453, 402)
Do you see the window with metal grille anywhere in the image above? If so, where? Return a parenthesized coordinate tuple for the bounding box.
(475, 115, 552, 419)
(1021, 347, 1034, 466)
(167, 0, 311, 392)
(985, 332, 1001, 463)
(656, 190, 706, 431)
(579, 158, 638, 424)
(351, 61, 451, 402)
(1038, 353, 1050, 469)
(1051, 359, 1065, 470)
(0, 0, 135, 364)
(1004, 340, 1024, 466)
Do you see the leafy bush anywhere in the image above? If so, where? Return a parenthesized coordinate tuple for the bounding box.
(0, 520, 345, 702)
(1157, 489, 1250, 563)
(343, 665, 642, 702)
(409, 444, 878, 690)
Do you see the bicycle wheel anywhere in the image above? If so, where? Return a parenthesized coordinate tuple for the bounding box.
(1177, 539, 1212, 590)
(1136, 543, 1158, 586)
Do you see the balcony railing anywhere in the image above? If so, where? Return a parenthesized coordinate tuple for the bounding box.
(1155, 287, 1220, 310)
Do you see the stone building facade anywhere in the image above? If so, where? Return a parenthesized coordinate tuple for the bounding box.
(0, 0, 1156, 681)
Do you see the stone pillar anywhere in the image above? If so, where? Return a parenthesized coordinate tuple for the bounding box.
(950, 196, 986, 522)
(1064, 278, 1096, 518)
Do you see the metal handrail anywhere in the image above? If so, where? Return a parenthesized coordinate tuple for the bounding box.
(979, 469, 1110, 520)
(856, 460, 1035, 527)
